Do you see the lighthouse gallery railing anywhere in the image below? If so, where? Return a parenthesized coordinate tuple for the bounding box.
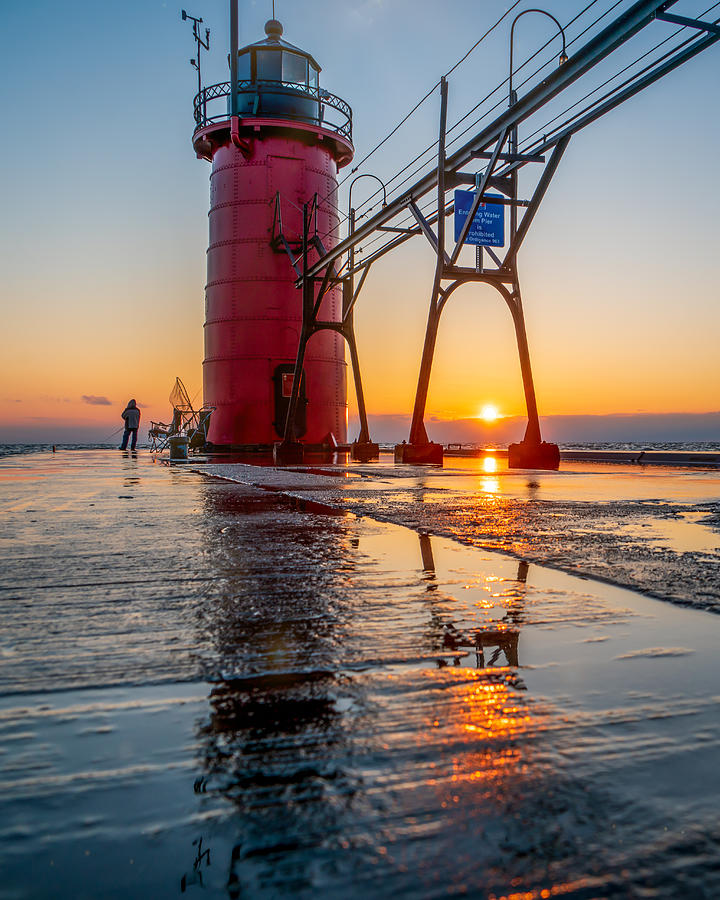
(193, 80, 353, 142)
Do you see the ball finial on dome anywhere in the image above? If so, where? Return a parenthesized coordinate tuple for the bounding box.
(264, 19, 283, 40)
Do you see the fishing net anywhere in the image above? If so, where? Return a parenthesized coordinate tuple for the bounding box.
(168, 377, 193, 412)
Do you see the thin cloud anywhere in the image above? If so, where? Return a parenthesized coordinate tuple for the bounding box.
(82, 395, 112, 406)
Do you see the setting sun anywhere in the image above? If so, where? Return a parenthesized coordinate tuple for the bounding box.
(479, 404, 500, 422)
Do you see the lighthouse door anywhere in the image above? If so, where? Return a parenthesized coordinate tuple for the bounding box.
(273, 364, 307, 438)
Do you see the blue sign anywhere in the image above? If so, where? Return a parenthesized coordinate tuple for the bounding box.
(453, 189, 505, 247)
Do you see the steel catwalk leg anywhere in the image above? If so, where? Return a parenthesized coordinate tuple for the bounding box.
(407, 297, 440, 447)
(343, 212, 378, 459)
(277, 204, 312, 462)
(396, 78, 448, 465)
(419, 532, 435, 573)
(348, 325, 379, 460)
(275, 320, 309, 462)
(506, 276, 560, 469)
(505, 280, 541, 445)
(345, 322, 371, 443)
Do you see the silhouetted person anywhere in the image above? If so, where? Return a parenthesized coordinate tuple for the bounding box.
(120, 399, 141, 451)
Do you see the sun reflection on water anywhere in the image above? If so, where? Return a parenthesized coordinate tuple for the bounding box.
(482, 477, 500, 494)
(422, 666, 547, 815)
(482, 455, 498, 474)
(487, 876, 608, 900)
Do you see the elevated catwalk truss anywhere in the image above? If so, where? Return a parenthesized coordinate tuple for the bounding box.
(271, 0, 720, 466)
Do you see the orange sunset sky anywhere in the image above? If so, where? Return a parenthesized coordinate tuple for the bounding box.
(1, 0, 719, 443)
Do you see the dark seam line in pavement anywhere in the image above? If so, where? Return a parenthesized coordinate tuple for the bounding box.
(0, 674, 209, 700)
(0, 575, 218, 594)
(0, 552, 138, 564)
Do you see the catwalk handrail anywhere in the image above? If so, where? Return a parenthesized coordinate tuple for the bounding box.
(335, 5, 720, 276)
(303, 0, 682, 281)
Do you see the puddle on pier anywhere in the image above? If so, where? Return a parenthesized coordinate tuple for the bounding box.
(203, 453, 720, 612)
(1, 451, 720, 898)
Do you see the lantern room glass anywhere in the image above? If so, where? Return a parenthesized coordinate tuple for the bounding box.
(256, 49, 281, 81)
(282, 51, 307, 85)
(237, 51, 251, 81)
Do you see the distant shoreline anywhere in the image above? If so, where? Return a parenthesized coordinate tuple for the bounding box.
(2, 440, 720, 460)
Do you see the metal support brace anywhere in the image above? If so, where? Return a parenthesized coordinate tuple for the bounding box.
(311, 245, 338, 320)
(279, 237, 301, 277)
(342, 265, 370, 324)
(280, 197, 375, 450)
(503, 135, 570, 266)
(271, 193, 305, 276)
(378, 225, 420, 235)
(448, 171, 514, 196)
(485, 247, 504, 267)
(450, 127, 510, 265)
(655, 11, 720, 33)
(470, 150, 546, 163)
(409, 201, 451, 264)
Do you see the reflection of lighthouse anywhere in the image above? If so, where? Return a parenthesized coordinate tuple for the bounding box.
(192, 19, 354, 448)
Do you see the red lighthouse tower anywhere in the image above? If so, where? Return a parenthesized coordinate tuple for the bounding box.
(192, 17, 353, 449)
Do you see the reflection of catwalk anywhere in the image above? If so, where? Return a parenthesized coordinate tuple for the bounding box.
(420, 530, 526, 670)
(192, 503, 535, 895)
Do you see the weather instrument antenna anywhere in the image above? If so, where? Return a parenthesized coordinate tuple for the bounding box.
(181, 10, 210, 97)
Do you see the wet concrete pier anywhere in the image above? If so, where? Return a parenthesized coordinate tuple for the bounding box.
(2, 450, 720, 898)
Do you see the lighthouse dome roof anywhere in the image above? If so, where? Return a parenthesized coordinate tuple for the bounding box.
(237, 20, 322, 73)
